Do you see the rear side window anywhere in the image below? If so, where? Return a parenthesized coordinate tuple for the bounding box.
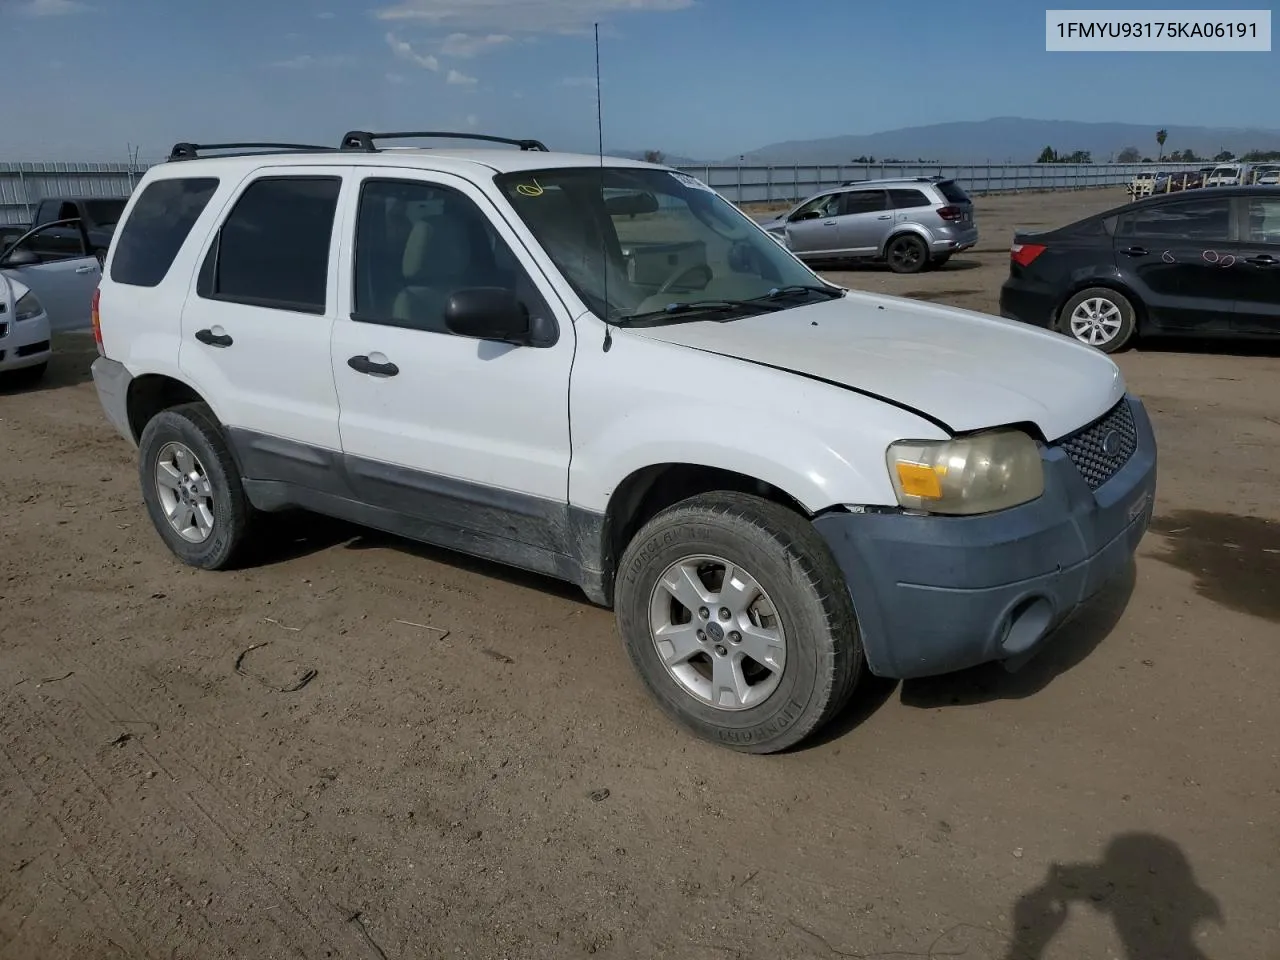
(1117, 197, 1231, 241)
(888, 189, 931, 209)
(841, 190, 888, 215)
(109, 177, 219, 287)
(935, 180, 970, 204)
(199, 176, 341, 314)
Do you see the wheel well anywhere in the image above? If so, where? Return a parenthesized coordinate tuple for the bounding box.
(881, 228, 928, 257)
(126, 374, 206, 442)
(603, 464, 810, 591)
(1056, 281, 1146, 332)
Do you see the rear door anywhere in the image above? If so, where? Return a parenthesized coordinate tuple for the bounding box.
(179, 167, 348, 469)
(1231, 194, 1280, 335)
(783, 192, 843, 255)
(1112, 194, 1238, 334)
(835, 189, 891, 255)
(0, 221, 100, 331)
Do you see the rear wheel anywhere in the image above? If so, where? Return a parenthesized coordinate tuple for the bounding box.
(615, 492, 864, 754)
(885, 233, 929, 274)
(1059, 287, 1137, 353)
(138, 402, 253, 570)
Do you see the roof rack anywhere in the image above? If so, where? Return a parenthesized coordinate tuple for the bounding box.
(338, 130, 549, 152)
(168, 141, 336, 162)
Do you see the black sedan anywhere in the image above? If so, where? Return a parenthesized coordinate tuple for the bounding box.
(999, 186, 1280, 353)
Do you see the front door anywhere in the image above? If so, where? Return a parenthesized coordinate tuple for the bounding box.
(1112, 194, 1237, 334)
(1232, 194, 1280, 335)
(836, 189, 892, 256)
(178, 167, 348, 468)
(784, 193, 842, 256)
(0, 221, 101, 331)
(329, 171, 576, 563)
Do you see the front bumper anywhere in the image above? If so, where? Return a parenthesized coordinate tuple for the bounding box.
(0, 313, 52, 371)
(813, 395, 1157, 679)
(91, 355, 137, 447)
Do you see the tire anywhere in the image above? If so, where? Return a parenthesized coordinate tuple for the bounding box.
(615, 492, 864, 754)
(1058, 287, 1137, 353)
(137, 402, 253, 570)
(885, 233, 929, 274)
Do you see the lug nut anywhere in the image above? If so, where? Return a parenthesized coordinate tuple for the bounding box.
(728, 631, 741, 644)
(715, 645, 728, 657)
(718, 607, 731, 621)
(696, 630, 706, 641)
(698, 607, 710, 620)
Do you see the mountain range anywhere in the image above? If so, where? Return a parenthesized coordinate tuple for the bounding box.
(619, 117, 1280, 166)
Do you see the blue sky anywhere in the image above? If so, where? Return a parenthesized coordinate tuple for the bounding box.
(0, 0, 1273, 161)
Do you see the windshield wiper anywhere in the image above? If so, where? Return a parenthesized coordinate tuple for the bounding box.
(752, 284, 846, 301)
(613, 298, 782, 326)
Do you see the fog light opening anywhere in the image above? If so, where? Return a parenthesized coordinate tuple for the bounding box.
(1001, 596, 1055, 656)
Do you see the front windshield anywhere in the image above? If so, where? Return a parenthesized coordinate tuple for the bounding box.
(493, 166, 830, 322)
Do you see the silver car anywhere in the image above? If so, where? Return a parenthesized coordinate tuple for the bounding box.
(760, 177, 978, 273)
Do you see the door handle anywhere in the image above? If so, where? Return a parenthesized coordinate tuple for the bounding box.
(194, 328, 233, 348)
(74, 264, 96, 274)
(877, 214, 892, 220)
(1120, 246, 1149, 257)
(823, 219, 837, 225)
(348, 354, 399, 377)
(1244, 255, 1279, 266)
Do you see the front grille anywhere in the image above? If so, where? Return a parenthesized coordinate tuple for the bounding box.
(1058, 399, 1137, 490)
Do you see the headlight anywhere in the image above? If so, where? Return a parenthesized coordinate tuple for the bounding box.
(15, 292, 44, 321)
(886, 428, 1044, 515)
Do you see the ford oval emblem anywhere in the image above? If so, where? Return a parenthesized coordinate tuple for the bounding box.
(1101, 429, 1122, 457)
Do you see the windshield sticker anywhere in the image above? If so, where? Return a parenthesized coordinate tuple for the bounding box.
(515, 179, 545, 198)
(670, 172, 714, 193)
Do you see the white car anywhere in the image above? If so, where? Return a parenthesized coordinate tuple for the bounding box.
(1, 219, 103, 382)
(89, 133, 1158, 753)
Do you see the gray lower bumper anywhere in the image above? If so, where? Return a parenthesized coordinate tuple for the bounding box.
(91, 355, 135, 447)
(814, 395, 1157, 680)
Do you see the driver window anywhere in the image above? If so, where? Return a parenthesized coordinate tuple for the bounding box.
(791, 193, 839, 220)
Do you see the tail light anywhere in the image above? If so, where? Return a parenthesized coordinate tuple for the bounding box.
(936, 205, 964, 222)
(1010, 243, 1046, 267)
(91, 286, 103, 355)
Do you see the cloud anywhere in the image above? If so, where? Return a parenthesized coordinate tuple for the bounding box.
(446, 68, 478, 86)
(374, 0, 692, 34)
(11, 0, 89, 15)
(386, 31, 439, 70)
(270, 53, 354, 69)
(438, 32, 512, 57)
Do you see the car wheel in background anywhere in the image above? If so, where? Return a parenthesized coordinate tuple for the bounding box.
(614, 491, 864, 754)
(138, 402, 254, 570)
(885, 234, 929, 274)
(1059, 287, 1137, 354)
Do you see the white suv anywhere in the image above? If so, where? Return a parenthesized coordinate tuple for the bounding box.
(90, 132, 1158, 753)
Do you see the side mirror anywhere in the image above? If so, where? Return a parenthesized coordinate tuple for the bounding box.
(444, 287, 553, 347)
(2, 246, 38, 267)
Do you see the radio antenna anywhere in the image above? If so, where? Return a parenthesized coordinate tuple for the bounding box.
(595, 22, 613, 352)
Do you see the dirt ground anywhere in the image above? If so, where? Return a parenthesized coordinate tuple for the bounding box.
(2, 187, 1278, 960)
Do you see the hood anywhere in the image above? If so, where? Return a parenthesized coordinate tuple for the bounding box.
(627, 291, 1125, 442)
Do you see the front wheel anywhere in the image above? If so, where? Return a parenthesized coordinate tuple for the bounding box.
(615, 492, 864, 754)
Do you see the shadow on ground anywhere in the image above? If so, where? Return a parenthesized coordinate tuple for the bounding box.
(1002, 832, 1223, 960)
(0, 331, 96, 394)
(1148, 509, 1280, 623)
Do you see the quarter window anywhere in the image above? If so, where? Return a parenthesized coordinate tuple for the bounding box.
(199, 176, 340, 314)
(1245, 198, 1280, 244)
(109, 177, 219, 287)
(887, 189, 931, 209)
(352, 178, 548, 333)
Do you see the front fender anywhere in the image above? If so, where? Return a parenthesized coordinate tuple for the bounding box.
(567, 330, 948, 513)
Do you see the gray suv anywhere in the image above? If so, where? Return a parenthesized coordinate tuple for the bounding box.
(760, 177, 978, 274)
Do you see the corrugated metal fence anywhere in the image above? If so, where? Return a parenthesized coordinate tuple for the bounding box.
(2, 159, 1208, 224)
